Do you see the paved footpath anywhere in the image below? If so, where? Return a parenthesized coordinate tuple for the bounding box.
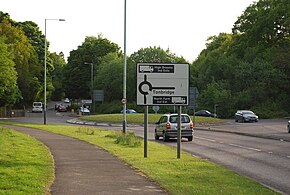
(4, 125, 167, 195)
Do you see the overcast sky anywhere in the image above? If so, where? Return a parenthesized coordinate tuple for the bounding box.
(1, 0, 255, 62)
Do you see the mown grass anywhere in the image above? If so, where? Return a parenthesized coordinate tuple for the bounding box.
(80, 113, 225, 125)
(0, 126, 54, 195)
(12, 124, 277, 195)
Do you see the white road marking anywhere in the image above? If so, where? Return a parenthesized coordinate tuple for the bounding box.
(195, 136, 216, 142)
(229, 143, 262, 152)
(287, 156, 290, 158)
(195, 136, 268, 153)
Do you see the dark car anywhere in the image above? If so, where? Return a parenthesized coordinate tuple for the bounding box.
(154, 113, 194, 142)
(235, 110, 258, 123)
(57, 104, 67, 112)
(195, 110, 215, 117)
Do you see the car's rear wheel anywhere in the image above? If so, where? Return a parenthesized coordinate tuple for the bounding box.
(163, 132, 169, 142)
(187, 136, 193, 141)
(154, 130, 159, 140)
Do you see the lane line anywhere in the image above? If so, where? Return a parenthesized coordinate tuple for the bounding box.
(229, 143, 262, 152)
(195, 136, 216, 142)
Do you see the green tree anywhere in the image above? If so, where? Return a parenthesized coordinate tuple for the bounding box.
(63, 35, 120, 100)
(50, 52, 66, 101)
(95, 53, 123, 101)
(0, 37, 20, 106)
(233, 0, 290, 46)
(231, 0, 290, 113)
(129, 46, 187, 64)
(17, 21, 45, 65)
(0, 19, 41, 105)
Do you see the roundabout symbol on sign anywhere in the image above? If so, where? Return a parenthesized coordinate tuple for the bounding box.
(138, 74, 175, 104)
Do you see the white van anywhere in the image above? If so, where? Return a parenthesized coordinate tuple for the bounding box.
(32, 102, 43, 113)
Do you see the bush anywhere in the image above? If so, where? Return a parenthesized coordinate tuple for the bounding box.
(114, 131, 142, 147)
(252, 101, 288, 119)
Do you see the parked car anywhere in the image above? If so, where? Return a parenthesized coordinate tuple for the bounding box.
(55, 103, 61, 110)
(64, 98, 70, 103)
(120, 109, 138, 114)
(235, 110, 258, 122)
(57, 104, 67, 112)
(195, 110, 215, 117)
(154, 113, 194, 142)
(79, 107, 90, 115)
(288, 121, 290, 133)
(32, 102, 43, 113)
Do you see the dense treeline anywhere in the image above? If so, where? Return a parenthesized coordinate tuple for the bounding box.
(192, 0, 290, 118)
(0, 0, 289, 118)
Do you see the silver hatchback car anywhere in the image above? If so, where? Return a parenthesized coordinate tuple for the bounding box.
(154, 114, 194, 142)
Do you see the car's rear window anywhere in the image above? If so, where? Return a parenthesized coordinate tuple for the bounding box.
(169, 115, 190, 123)
(33, 103, 42, 107)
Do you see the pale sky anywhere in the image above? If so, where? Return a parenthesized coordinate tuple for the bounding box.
(1, 0, 255, 62)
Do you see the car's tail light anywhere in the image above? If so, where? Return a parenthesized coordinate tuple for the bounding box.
(190, 122, 194, 129)
(166, 122, 171, 129)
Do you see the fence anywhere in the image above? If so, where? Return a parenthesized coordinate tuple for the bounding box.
(0, 107, 25, 118)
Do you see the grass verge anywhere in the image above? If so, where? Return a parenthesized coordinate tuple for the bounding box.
(80, 113, 225, 125)
(12, 124, 277, 195)
(0, 126, 54, 195)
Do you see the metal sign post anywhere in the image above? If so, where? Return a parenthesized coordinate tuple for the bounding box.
(144, 106, 148, 158)
(177, 106, 182, 159)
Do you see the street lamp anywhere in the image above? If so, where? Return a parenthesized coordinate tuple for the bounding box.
(84, 62, 94, 112)
(122, 0, 127, 133)
(44, 18, 65, 125)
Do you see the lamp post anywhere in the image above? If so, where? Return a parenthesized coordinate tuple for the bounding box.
(84, 62, 94, 112)
(44, 18, 65, 125)
(122, 0, 127, 134)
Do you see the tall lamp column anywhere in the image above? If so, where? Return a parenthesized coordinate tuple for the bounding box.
(122, 0, 127, 133)
(44, 18, 65, 125)
(84, 62, 94, 112)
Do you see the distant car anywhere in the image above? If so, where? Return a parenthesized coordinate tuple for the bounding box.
(288, 121, 290, 133)
(57, 104, 67, 112)
(32, 102, 43, 113)
(120, 109, 137, 114)
(79, 107, 90, 115)
(64, 98, 70, 103)
(154, 113, 194, 142)
(195, 110, 215, 117)
(55, 103, 61, 110)
(235, 110, 258, 122)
